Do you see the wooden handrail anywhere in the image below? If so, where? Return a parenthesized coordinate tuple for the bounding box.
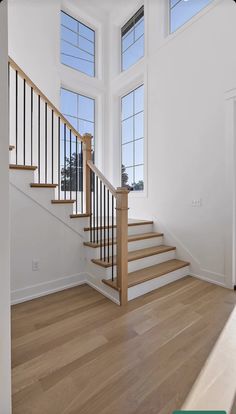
(8, 57, 84, 143)
(87, 160, 117, 197)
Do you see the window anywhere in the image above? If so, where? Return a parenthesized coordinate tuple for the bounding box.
(60, 88, 95, 191)
(121, 85, 144, 191)
(170, 0, 213, 33)
(61, 88, 95, 149)
(121, 6, 144, 72)
(61, 11, 95, 77)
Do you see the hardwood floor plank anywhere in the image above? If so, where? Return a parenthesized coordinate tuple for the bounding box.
(12, 278, 236, 414)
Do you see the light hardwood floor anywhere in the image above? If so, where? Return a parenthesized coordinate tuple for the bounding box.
(12, 277, 236, 414)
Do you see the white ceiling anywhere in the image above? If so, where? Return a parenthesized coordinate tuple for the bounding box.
(77, 0, 140, 14)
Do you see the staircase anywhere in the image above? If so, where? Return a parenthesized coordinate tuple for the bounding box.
(8, 57, 190, 306)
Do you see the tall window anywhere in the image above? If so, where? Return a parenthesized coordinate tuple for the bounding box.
(170, 0, 213, 33)
(121, 85, 144, 191)
(61, 11, 95, 77)
(121, 6, 144, 72)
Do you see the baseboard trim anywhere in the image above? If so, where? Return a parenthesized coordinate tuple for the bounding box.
(86, 273, 120, 305)
(11, 273, 86, 305)
(190, 272, 227, 289)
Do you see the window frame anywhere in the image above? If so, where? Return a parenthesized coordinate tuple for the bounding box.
(60, 86, 96, 156)
(169, 0, 214, 34)
(120, 6, 144, 73)
(60, 10, 96, 78)
(120, 84, 145, 193)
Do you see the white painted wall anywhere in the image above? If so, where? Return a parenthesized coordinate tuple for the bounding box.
(108, 0, 236, 288)
(0, 0, 12, 412)
(8, 0, 236, 292)
(10, 183, 86, 304)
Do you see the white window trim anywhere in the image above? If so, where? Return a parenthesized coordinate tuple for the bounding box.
(118, 79, 148, 198)
(167, 0, 221, 38)
(119, 3, 145, 74)
(60, 7, 100, 80)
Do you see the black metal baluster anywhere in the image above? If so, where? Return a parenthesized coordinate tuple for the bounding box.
(38, 95, 41, 183)
(103, 184, 106, 262)
(76, 137, 78, 214)
(64, 124, 66, 199)
(58, 117, 61, 199)
(100, 180, 102, 260)
(15, 70, 18, 165)
(81, 145, 83, 213)
(107, 189, 110, 263)
(112, 195, 114, 282)
(93, 172, 96, 243)
(51, 110, 54, 184)
(31, 87, 33, 166)
(45, 102, 47, 183)
(90, 170, 92, 242)
(96, 176, 99, 244)
(23, 79, 26, 165)
(69, 130, 72, 200)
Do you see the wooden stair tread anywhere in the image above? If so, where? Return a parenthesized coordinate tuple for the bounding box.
(70, 214, 91, 218)
(51, 199, 75, 204)
(30, 183, 58, 188)
(102, 259, 190, 290)
(84, 219, 153, 232)
(10, 164, 37, 171)
(84, 232, 163, 248)
(9, 145, 15, 151)
(92, 245, 176, 268)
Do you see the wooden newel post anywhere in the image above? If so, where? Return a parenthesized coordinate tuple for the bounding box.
(82, 133, 92, 215)
(116, 187, 129, 306)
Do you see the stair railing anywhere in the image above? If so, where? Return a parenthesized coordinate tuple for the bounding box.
(8, 57, 91, 215)
(87, 154, 129, 305)
(8, 57, 129, 304)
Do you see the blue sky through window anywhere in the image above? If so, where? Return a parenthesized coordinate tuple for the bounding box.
(60, 88, 95, 173)
(170, 0, 213, 33)
(121, 85, 144, 191)
(61, 11, 95, 77)
(121, 7, 144, 71)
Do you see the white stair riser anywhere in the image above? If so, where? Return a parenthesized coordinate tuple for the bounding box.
(128, 250, 176, 273)
(85, 236, 164, 260)
(128, 266, 190, 301)
(10, 169, 36, 190)
(89, 249, 176, 280)
(84, 223, 153, 241)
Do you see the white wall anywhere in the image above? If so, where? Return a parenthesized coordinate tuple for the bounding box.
(8, 0, 236, 291)
(108, 0, 236, 288)
(0, 0, 12, 412)
(10, 183, 86, 303)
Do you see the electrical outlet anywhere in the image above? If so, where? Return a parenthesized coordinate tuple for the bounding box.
(192, 199, 202, 208)
(32, 260, 39, 271)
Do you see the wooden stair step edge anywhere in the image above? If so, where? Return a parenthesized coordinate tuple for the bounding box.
(51, 199, 76, 204)
(84, 220, 153, 232)
(92, 245, 176, 268)
(102, 259, 190, 290)
(70, 214, 91, 218)
(30, 183, 58, 188)
(84, 232, 164, 248)
(10, 164, 37, 171)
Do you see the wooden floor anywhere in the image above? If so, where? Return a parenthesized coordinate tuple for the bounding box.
(12, 277, 236, 414)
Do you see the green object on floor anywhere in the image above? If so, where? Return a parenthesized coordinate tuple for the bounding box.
(173, 411, 226, 414)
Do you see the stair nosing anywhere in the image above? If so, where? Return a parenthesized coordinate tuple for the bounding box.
(92, 245, 176, 268)
(84, 220, 153, 232)
(102, 259, 190, 290)
(9, 164, 37, 171)
(84, 232, 164, 248)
